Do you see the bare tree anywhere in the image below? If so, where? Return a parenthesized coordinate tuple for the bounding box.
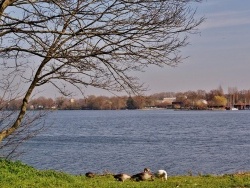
(0, 0, 204, 143)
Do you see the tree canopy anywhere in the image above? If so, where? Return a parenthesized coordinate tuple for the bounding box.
(0, 0, 203, 145)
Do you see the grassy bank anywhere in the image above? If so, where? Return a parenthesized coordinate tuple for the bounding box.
(0, 159, 249, 188)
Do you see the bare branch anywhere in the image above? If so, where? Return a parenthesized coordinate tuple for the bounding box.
(0, 0, 204, 145)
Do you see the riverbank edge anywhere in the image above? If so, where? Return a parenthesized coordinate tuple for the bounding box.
(0, 159, 250, 188)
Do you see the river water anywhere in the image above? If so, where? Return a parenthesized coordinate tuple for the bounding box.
(18, 109, 250, 176)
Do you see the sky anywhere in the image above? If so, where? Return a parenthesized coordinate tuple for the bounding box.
(34, 0, 250, 98)
(135, 0, 250, 96)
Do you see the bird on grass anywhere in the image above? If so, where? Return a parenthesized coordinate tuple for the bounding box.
(85, 172, 95, 178)
(155, 169, 168, 181)
(131, 168, 154, 181)
(113, 173, 131, 182)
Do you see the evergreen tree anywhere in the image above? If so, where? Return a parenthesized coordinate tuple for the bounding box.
(126, 96, 137, 109)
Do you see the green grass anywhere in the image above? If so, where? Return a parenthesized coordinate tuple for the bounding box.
(0, 159, 250, 188)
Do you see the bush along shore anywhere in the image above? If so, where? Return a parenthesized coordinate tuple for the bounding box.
(0, 159, 250, 188)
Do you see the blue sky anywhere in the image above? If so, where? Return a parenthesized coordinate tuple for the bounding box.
(35, 0, 250, 97)
(135, 0, 250, 96)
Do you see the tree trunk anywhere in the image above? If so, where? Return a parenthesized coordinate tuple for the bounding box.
(0, 82, 36, 142)
(0, 56, 50, 142)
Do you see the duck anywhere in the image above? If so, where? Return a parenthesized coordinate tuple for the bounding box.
(113, 173, 131, 182)
(131, 168, 154, 181)
(85, 172, 95, 178)
(155, 169, 167, 181)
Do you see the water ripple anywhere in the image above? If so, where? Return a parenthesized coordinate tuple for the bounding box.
(18, 110, 250, 175)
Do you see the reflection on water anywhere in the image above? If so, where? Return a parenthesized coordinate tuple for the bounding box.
(18, 110, 250, 175)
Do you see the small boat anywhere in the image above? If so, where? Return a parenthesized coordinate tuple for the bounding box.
(231, 107, 238, 110)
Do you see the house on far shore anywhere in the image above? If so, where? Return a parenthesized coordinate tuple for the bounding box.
(234, 101, 250, 110)
(162, 97, 176, 103)
(172, 101, 184, 109)
(162, 97, 176, 108)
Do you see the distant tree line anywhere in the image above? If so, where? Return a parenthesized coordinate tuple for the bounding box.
(2, 87, 250, 110)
